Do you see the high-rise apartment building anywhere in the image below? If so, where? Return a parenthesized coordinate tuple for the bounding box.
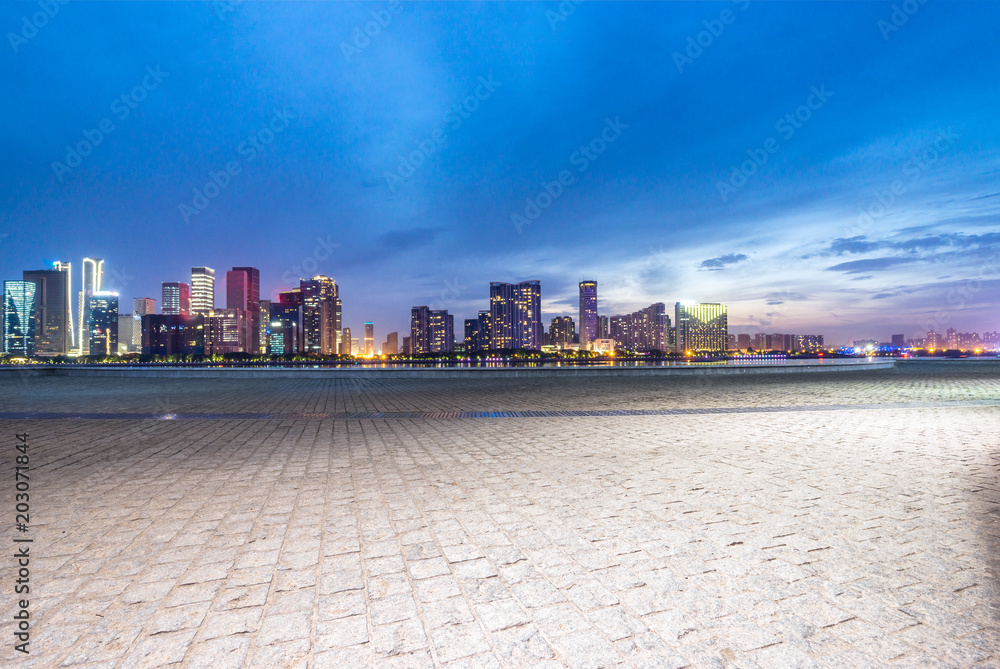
(228, 267, 260, 354)
(23, 263, 72, 356)
(364, 321, 374, 356)
(77, 257, 103, 354)
(579, 281, 598, 346)
(477, 310, 492, 352)
(411, 307, 453, 354)
(464, 319, 480, 352)
(675, 302, 728, 352)
(162, 282, 191, 317)
(383, 331, 398, 356)
(341, 327, 351, 355)
(597, 315, 609, 340)
(3, 280, 36, 356)
(609, 303, 668, 352)
(190, 267, 215, 315)
(88, 292, 119, 357)
(489, 281, 541, 350)
(549, 316, 576, 348)
(411, 306, 431, 355)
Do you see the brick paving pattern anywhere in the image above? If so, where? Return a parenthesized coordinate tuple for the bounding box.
(1, 362, 998, 667)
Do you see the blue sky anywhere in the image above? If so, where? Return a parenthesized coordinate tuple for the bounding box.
(2, 0, 998, 345)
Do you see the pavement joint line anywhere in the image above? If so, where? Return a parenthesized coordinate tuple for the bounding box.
(1, 398, 997, 421)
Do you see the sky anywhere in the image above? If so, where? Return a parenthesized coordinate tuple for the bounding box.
(2, 0, 999, 346)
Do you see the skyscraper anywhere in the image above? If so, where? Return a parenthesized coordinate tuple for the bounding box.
(341, 327, 351, 355)
(383, 331, 398, 356)
(489, 281, 541, 350)
(269, 299, 303, 355)
(579, 280, 598, 347)
(429, 310, 454, 353)
(410, 306, 431, 354)
(88, 292, 119, 357)
(228, 267, 260, 353)
(609, 303, 668, 352)
(464, 318, 480, 352)
(205, 309, 245, 355)
(2, 280, 36, 356)
(77, 257, 103, 354)
(162, 282, 190, 316)
(675, 302, 728, 353)
(549, 316, 576, 348)
(299, 276, 339, 355)
(477, 310, 492, 352)
(23, 263, 72, 356)
(190, 267, 215, 315)
(364, 321, 374, 355)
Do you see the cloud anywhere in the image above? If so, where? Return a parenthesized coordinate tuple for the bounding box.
(699, 253, 749, 271)
(826, 257, 918, 273)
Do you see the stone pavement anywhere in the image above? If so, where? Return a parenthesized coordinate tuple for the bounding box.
(1, 362, 998, 667)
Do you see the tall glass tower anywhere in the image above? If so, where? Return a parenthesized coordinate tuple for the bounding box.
(78, 257, 103, 355)
(579, 280, 598, 347)
(3, 280, 37, 356)
(190, 267, 215, 315)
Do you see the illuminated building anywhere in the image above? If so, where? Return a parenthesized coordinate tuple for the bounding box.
(299, 276, 339, 355)
(429, 310, 454, 353)
(227, 267, 260, 353)
(795, 334, 825, 352)
(674, 302, 727, 352)
(77, 257, 103, 354)
(3, 280, 36, 356)
(464, 318, 480, 352)
(161, 282, 190, 316)
(142, 315, 204, 356)
(609, 303, 668, 352)
(364, 321, 374, 355)
(477, 310, 492, 352)
(341, 327, 351, 355)
(410, 307, 430, 354)
(117, 314, 134, 354)
(578, 280, 598, 346)
(549, 316, 575, 348)
(269, 300, 303, 355)
(87, 291, 119, 357)
(489, 280, 541, 350)
(190, 267, 215, 314)
(205, 308, 245, 355)
(23, 263, 72, 356)
(383, 331, 398, 356)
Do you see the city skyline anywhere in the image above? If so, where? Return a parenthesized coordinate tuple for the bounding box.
(2, 3, 999, 344)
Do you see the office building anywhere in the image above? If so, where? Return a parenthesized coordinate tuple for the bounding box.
(205, 308, 245, 355)
(609, 303, 668, 352)
(2, 280, 36, 356)
(489, 280, 541, 350)
(383, 331, 398, 356)
(579, 281, 598, 346)
(364, 321, 374, 356)
(142, 314, 204, 356)
(549, 316, 575, 348)
(23, 263, 72, 356)
(88, 292, 119, 357)
(162, 282, 190, 317)
(77, 257, 103, 354)
(228, 267, 260, 354)
(675, 302, 727, 353)
(341, 327, 351, 355)
(299, 276, 340, 355)
(190, 267, 215, 315)
(269, 300, 303, 355)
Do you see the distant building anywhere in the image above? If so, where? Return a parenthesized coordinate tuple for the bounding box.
(383, 331, 398, 356)
(87, 292, 119, 356)
(162, 282, 190, 317)
(794, 335, 824, 352)
(269, 300, 303, 355)
(477, 310, 492, 352)
(402, 335, 411, 356)
(23, 264, 72, 356)
(891, 333, 905, 347)
(299, 276, 340, 355)
(490, 281, 541, 350)
(597, 315, 609, 340)
(464, 319, 480, 352)
(610, 303, 669, 352)
(675, 302, 727, 353)
(77, 257, 103, 355)
(205, 309, 245, 355)
(227, 267, 260, 354)
(117, 314, 134, 354)
(736, 333, 751, 351)
(364, 321, 374, 355)
(549, 316, 575, 348)
(727, 334, 737, 350)
(578, 281, 598, 347)
(341, 327, 351, 355)
(190, 267, 215, 314)
(2, 280, 36, 356)
(429, 310, 454, 353)
(142, 314, 204, 356)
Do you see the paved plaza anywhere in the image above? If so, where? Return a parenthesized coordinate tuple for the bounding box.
(1, 362, 999, 668)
